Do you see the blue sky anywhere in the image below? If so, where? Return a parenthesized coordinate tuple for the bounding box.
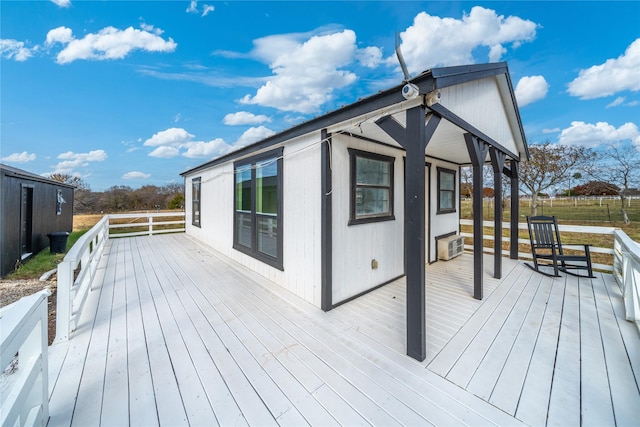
(1, 1, 639, 191)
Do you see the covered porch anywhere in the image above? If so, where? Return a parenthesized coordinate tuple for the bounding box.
(46, 233, 640, 426)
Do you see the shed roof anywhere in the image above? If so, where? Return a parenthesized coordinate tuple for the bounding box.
(0, 163, 76, 188)
(182, 62, 527, 176)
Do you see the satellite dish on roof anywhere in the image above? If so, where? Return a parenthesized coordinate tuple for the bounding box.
(395, 33, 419, 100)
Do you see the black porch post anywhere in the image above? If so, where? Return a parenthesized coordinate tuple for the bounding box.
(510, 160, 520, 260)
(465, 134, 489, 300)
(320, 129, 333, 311)
(490, 147, 506, 279)
(376, 106, 440, 361)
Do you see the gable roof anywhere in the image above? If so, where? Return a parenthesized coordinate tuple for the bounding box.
(182, 62, 527, 176)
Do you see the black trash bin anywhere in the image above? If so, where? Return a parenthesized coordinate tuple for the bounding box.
(48, 232, 70, 253)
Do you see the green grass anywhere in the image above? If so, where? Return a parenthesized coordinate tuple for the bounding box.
(7, 230, 88, 280)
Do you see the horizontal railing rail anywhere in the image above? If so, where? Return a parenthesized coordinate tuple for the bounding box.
(55, 212, 185, 342)
(108, 212, 186, 238)
(459, 219, 616, 272)
(0, 289, 50, 427)
(613, 230, 640, 333)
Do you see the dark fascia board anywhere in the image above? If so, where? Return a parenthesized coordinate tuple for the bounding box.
(181, 62, 525, 176)
(0, 163, 76, 189)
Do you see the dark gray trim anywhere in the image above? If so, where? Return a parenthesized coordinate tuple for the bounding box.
(429, 103, 520, 161)
(1, 164, 75, 189)
(509, 160, 520, 260)
(490, 147, 506, 279)
(321, 129, 333, 312)
(436, 167, 456, 214)
(191, 177, 201, 228)
(431, 63, 508, 88)
(232, 147, 284, 271)
(465, 133, 489, 300)
(331, 275, 405, 309)
(347, 148, 395, 225)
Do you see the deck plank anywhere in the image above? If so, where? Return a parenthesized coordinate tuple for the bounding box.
(579, 276, 616, 426)
(514, 276, 565, 426)
(546, 274, 581, 426)
(129, 237, 189, 426)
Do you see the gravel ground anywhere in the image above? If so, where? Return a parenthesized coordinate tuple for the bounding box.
(0, 277, 58, 345)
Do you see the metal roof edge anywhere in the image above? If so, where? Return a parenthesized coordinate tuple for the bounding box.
(0, 163, 76, 188)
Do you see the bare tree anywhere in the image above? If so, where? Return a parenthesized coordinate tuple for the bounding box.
(519, 141, 592, 216)
(583, 142, 640, 224)
(49, 173, 90, 191)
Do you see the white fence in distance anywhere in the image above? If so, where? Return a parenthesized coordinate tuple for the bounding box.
(0, 289, 50, 427)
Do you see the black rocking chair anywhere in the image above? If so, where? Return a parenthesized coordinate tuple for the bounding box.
(525, 215, 595, 278)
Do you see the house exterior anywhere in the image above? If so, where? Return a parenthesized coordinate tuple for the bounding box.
(181, 62, 528, 360)
(0, 164, 74, 277)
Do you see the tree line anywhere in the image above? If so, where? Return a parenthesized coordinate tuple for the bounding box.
(48, 174, 184, 214)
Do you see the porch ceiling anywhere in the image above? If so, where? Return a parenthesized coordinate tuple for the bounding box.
(334, 108, 479, 165)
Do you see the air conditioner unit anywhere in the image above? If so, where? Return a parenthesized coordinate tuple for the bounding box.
(438, 235, 465, 261)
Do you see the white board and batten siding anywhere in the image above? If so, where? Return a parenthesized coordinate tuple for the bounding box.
(439, 76, 520, 157)
(184, 133, 322, 307)
(426, 157, 461, 263)
(330, 134, 405, 304)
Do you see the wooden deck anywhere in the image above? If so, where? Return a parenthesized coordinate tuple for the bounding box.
(47, 234, 640, 426)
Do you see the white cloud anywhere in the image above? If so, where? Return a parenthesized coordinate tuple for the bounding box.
(558, 121, 640, 148)
(186, 1, 214, 17)
(45, 25, 177, 64)
(144, 127, 194, 147)
(235, 126, 277, 148)
(542, 128, 561, 134)
(355, 46, 383, 68)
(149, 146, 181, 158)
(122, 171, 151, 179)
(223, 111, 272, 125)
(144, 127, 236, 159)
(394, 6, 538, 74)
(182, 139, 227, 158)
(53, 149, 107, 174)
(568, 38, 640, 99)
(606, 96, 626, 108)
(515, 75, 549, 106)
(186, 1, 198, 13)
(202, 5, 215, 17)
(0, 39, 35, 61)
(240, 29, 364, 113)
(51, 0, 71, 7)
(1, 151, 36, 163)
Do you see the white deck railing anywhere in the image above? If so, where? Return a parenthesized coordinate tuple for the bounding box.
(55, 216, 109, 342)
(0, 289, 50, 427)
(459, 219, 616, 272)
(613, 230, 640, 333)
(55, 212, 186, 341)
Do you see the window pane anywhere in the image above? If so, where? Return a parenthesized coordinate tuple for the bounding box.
(356, 157, 390, 186)
(440, 190, 454, 210)
(356, 187, 390, 216)
(235, 166, 252, 211)
(236, 212, 252, 248)
(257, 215, 277, 257)
(256, 159, 278, 214)
(440, 171, 455, 191)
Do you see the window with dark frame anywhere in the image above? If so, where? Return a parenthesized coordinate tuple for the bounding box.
(233, 148, 283, 270)
(192, 178, 201, 227)
(437, 167, 456, 214)
(349, 148, 395, 225)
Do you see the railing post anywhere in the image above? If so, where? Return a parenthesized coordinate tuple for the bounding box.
(149, 215, 153, 236)
(55, 259, 74, 342)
